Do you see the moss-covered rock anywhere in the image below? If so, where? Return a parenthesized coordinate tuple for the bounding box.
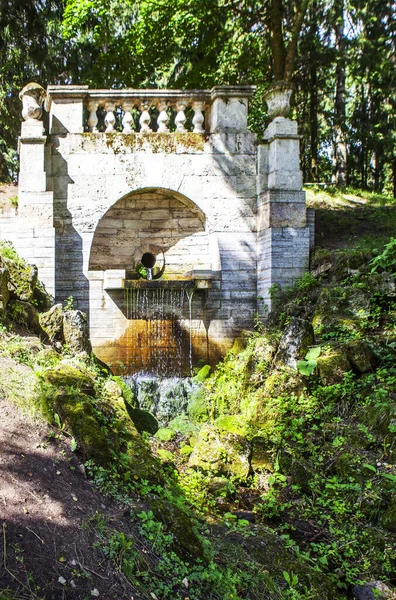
(316, 350, 351, 385)
(193, 364, 211, 382)
(188, 425, 251, 479)
(8, 299, 44, 336)
(42, 363, 95, 395)
(313, 285, 371, 337)
(214, 526, 337, 599)
(63, 309, 92, 355)
(150, 498, 205, 558)
(0, 266, 9, 313)
(344, 339, 377, 374)
(231, 330, 252, 354)
(250, 437, 274, 472)
(128, 407, 158, 435)
(381, 497, 396, 533)
(39, 303, 63, 343)
(53, 391, 111, 466)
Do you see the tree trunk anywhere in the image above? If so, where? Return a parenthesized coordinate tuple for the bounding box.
(393, 157, 396, 199)
(333, 0, 347, 188)
(309, 0, 318, 181)
(270, 0, 286, 80)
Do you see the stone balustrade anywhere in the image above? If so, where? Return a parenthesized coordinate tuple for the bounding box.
(42, 85, 256, 135)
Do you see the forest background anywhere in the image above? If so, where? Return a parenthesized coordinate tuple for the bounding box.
(0, 0, 395, 196)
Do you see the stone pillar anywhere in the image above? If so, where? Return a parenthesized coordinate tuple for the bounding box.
(46, 85, 88, 134)
(16, 83, 56, 296)
(209, 86, 255, 133)
(257, 113, 311, 313)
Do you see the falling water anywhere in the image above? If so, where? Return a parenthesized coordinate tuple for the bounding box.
(123, 285, 195, 376)
(186, 288, 195, 376)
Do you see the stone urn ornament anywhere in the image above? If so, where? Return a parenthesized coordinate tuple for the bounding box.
(264, 81, 293, 119)
(19, 82, 47, 121)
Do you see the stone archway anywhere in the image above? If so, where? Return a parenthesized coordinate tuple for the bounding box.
(89, 187, 211, 277)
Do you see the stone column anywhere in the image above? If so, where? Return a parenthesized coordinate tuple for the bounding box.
(16, 83, 56, 296)
(257, 91, 311, 313)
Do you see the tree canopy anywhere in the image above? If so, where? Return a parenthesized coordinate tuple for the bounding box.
(0, 0, 395, 194)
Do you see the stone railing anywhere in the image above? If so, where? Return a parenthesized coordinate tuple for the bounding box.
(85, 89, 211, 134)
(37, 84, 256, 135)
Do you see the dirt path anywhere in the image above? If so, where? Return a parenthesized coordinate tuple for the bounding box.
(0, 390, 137, 599)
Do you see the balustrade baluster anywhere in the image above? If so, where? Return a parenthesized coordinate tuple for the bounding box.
(175, 101, 187, 132)
(122, 101, 135, 133)
(139, 102, 152, 133)
(192, 101, 205, 133)
(157, 100, 169, 133)
(104, 101, 116, 133)
(87, 100, 99, 132)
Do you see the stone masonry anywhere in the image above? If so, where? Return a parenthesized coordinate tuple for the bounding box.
(0, 83, 313, 373)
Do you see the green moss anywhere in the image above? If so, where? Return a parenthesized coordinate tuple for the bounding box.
(150, 498, 205, 558)
(187, 388, 209, 422)
(128, 407, 158, 435)
(316, 350, 351, 385)
(214, 414, 247, 437)
(168, 414, 198, 436)
(42, 363, 95, 395)
(193, 364, 211, 383)
(251, 437, 273, 472)
(157, 448, 175, 462)
(112, 376, 136, 406)
(155, 427, 176, 442)
(53, 391, 111, 466)
(344, 339, 376, 373)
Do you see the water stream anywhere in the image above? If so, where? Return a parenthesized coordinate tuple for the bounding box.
(124, 373, 200, 425)
(124, 287, 195, 377)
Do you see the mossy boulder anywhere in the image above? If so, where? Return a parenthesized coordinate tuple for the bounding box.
(344, 339, 377, 374)
(246, 335, 276, 384)
(39, 303, 64, 343)
(188, 425, 251, 479)
(312, 285, 371, 336)
(215, 526, 337, 599)
(53, 391, 111, 466)
(63, 309, 92, 355)
(128, 407, 158, 435)
(250, 437, 274, 472)
(316, 350, 351, 385)
(0, 266, 9, 313)
(231, 330, 252, 354)
(331, 249, 369, 280)
(8, 299, 44, 336)
(42, 363, 95, 395)
(150, 498, 205, 558)
(101, 396, 164, 484)
(381, 497, 396, 533)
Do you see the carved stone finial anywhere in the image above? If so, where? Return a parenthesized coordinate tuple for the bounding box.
(19, 82, 46, 121)
(264, 81, 293, 119)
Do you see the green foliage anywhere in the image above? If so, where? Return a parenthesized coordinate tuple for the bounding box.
(369, 238, 396, 273)
(297, 346, 321, 376)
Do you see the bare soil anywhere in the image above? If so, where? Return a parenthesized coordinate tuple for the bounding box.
(0, 383, 141, 600)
